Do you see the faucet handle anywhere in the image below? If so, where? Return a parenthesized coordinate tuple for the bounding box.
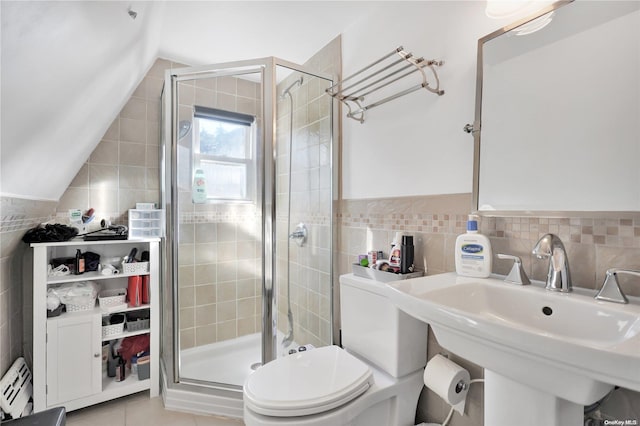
(594, 268, 640, 304)
(497, 254, 531, 286)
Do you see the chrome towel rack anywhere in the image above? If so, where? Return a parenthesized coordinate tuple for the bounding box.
(326, 46, 444, 123)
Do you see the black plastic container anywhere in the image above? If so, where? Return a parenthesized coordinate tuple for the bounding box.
(107, 344, 117, 378)
(115, 356, 126, 382)
(400, 235, 414, 274)
(74, 249, 85, 275)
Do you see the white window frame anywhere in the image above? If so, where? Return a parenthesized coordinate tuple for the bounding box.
(192, 106, 257, 203)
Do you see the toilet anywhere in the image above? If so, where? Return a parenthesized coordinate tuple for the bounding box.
(243, 273, 428, 426)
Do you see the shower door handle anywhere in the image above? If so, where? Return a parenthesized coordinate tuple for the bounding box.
(289, 223, 307, 247)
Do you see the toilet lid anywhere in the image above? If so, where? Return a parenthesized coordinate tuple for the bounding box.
(243, 345, 374, 417)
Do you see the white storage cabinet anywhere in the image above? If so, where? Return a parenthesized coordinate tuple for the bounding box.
(29, 238, 160, 413)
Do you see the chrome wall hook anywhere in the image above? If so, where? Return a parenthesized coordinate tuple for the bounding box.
(463, 121, 480, 134)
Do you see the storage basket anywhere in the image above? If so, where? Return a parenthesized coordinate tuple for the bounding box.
(102, 313, 126, 338)
(56, 281, 99, 312)
(102, 322, 125, 338)
(351, 263, 424, 283)
(65, 297, 96, 312)
(126, 310, 150, 332)
(126, 318, 150, 332)
(46, 304, 64, 318)
(122, 261, 149, 274)
(137, 358, 150, 380)
(98, 289, 127, 309)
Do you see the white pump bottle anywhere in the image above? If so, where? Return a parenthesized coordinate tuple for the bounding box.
(455, 215, 492, 278)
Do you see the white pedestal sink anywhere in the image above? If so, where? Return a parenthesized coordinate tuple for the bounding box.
(375, 273, 640, 426)
(484, 370, 582, 426)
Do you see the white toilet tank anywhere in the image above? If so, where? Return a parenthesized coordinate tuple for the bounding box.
(340, 274, 428, 378)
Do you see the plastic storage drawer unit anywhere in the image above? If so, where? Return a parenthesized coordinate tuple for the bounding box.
(128, 209, 164, 239)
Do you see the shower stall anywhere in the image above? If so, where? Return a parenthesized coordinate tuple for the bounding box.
(160, 57, 337, 416)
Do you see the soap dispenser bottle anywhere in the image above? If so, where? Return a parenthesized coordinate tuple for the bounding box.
(192, 168, 207, 204)
(455, 215, 492, 278)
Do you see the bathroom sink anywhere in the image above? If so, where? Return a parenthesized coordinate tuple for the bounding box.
(386, 273, 640, 405)
(424, 280, 640, 346)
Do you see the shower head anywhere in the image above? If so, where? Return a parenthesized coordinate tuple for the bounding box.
(178, 120, 192, 139)
(280, 77, 304, 99)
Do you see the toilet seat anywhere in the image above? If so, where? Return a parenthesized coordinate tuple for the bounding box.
(243, 345, 374, 417)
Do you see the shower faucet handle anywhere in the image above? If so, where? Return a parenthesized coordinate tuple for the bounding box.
(289, 223, 307, 247)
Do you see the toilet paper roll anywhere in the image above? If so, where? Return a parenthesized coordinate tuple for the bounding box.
(424, 354, 470, 415)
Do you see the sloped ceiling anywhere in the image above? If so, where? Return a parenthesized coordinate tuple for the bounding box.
(0, 1, 368, 201)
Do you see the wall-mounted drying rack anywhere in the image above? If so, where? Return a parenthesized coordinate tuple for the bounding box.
(326, 46, 444, 123)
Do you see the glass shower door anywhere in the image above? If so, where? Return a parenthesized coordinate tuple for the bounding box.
(274, 66, 335, 357)
(171, 66, 266, 387)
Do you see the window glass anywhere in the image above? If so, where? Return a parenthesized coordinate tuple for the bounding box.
(192, 107, 255, 203)
(200, 160, 247, 200)
(198, 120, 248, 159)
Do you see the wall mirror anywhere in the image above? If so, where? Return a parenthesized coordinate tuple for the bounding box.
(472, 0, 640, 214)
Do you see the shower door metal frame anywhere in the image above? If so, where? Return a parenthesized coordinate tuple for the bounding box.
(162, 57, 336, 392)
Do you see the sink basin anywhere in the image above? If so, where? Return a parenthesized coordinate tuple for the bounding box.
(386, 273, 640, 406)
(425, 281, 640, 346)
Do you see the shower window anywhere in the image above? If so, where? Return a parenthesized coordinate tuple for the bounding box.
(193, 106, 256, 202)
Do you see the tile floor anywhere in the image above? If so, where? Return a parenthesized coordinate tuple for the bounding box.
(65, 392, 245, 426)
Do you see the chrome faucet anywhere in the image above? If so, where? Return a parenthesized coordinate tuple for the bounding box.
(532, 234, 572, 292)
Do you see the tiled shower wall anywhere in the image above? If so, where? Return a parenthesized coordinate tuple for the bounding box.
(178, 210, 262, 349)
(337, 192, 640, 426)
(275, 74, 333, 349)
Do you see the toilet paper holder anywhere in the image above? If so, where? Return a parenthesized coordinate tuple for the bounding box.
(430, 353, 469, 396)
(423, 353, 484, 425)
(454, 380, 468, 394)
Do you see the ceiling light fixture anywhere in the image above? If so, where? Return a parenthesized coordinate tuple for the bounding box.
(485, 0, 535, 19)
(485, 0, 555, 35)
(514, 12, 554, 35)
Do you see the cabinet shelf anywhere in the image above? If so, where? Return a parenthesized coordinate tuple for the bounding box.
(31, 238, 161, 249)
(46, 270, 149, 285)
(102, 375, 150, 394)
(46, 304, 151, 320)
(101, 328, 149, 342)
(100, 304, 151, 316)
